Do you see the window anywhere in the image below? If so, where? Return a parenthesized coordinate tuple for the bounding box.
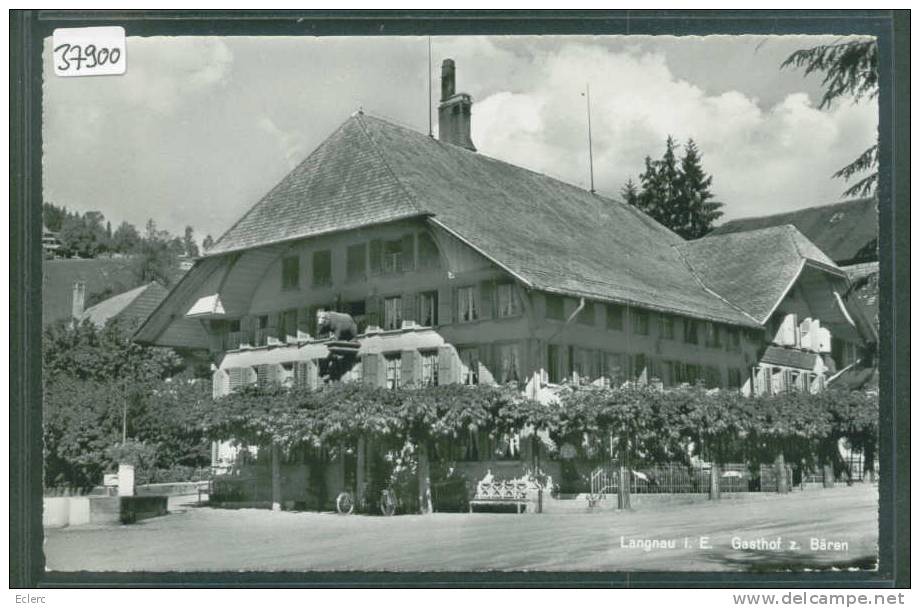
(632, 309, 649, 335)
(572, 347, 599, 382)
(280, 309, 298, 338)
(255, 314, 271, 346)
(383, 296, 403, 330)
(704, 366, 722, 388)
(384, 354, 401, 389)
(497, 343, 522, 384)
(225, 319, 242, 350)
(577, 301, 595, 326)
(458, 286, 478, 322)
(606, 303, 624, 330)
(727, 368, 743, 390)
(727, 327, 741, 351)
(346, 243, 366, 282)
(381, 234, 415, 273)
(684, 319, 699, 344)
(382, 239, 403, 273)
(686, 364, 701, 385)
(418, 291, 438, 326)
(658, 315, 675, 339)
(312, 250, 332, 286)
(420, 350, 439, 386)
(631, 354, 648, 383)
(705, 323, 722, 348)
(281, 256, 300, 290)
(417, 231, 440, 269)
(459, 347, 479, 385)
(604, 352, 626, 386)
(547, 344, 566, 384)
(496, 283, 519, 318)
(545, 294, 565, 320)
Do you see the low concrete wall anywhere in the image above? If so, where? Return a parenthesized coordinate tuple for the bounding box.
(119, 495, 169, 524)
(42, 497, 92, 528)
(135, 481, 209, 497)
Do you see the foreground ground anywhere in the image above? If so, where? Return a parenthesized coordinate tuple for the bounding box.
(44, 484, 877, 572)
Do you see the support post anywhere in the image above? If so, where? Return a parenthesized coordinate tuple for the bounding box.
(822, 463, 835, 489)
(617, 465, 631, 510)
(356, 435, 366, 510)
(417, 441, 432, 514)
(775, 451, 789, 494)
(271, 443, 282, 511)
(709, 462, 721, 500)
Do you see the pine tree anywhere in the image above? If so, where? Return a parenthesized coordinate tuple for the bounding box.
(624, 136, 722, 240)
(621, 178, 640, 208)
(678, 139, 723, 239)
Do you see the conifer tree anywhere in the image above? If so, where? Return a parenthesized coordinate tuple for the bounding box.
(678, 139, 723, 239)
(623, 136, 723, 240)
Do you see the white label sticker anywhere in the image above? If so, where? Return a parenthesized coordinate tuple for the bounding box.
(52, 27, 126, 77)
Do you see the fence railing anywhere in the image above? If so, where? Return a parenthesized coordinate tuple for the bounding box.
(589, 462, 792, 494)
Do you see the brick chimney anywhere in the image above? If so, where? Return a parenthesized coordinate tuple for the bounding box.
(437, 59, 476, 151)
(71, 281, 86, 320)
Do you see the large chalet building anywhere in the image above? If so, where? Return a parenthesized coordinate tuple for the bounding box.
(135, 60, 875, 471)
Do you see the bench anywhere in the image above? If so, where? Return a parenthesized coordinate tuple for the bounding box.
(469, 480, 531, 513)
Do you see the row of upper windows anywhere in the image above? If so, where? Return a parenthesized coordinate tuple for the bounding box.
(280, 231, 441, 290)
(543, 294, 744, 351)
(217, 281, 522, 349)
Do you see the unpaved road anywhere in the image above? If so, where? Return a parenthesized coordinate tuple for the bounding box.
(44, 484, 877, 572)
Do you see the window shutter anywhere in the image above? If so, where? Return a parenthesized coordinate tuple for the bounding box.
(400, 233, 415, 272)
(369, 239, 383, 274)
(437, 286, 452, 326)
(437, 345, 459, 385)
(400, 350, 421, 387)
(479, 280, 495, 320)
(294, 360, 319, 390)
(402, 292, 417, 325)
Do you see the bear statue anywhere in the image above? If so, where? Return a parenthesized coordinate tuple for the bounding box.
(316, 310, 358, 341)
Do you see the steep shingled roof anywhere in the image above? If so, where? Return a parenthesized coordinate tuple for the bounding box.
(678, 225, 843, 324)
(709, 197, 878, 265)
(81, 282, 169, 328)
(206, 113, 757, 326)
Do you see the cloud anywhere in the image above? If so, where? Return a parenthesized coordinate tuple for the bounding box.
(468, 42, 878, 217)
(41, 35, 878, 240)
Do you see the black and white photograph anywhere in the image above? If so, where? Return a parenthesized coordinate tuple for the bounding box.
(15, 10, 905, 585)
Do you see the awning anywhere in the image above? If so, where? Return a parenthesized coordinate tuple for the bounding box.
(186, 294, 227, 319)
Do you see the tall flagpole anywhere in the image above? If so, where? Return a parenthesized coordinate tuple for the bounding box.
(585, 83, 595, 194)
(427, 36, 433, 138)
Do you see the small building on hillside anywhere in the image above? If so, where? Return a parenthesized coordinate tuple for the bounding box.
(79, 282, 170, 328)
(135, 59, 876, 486)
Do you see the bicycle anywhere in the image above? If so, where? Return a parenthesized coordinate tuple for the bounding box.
(335, 487, 397, 516)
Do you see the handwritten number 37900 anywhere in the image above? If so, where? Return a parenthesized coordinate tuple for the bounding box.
(54, 43, 122, 72)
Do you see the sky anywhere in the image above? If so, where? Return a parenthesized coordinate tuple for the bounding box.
(42, 34, 878, 242)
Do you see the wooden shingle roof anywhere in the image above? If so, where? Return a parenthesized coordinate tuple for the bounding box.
(679, 225, 843, 324)
(206, 113, 761, 326)
(156, 113, 853, 338)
